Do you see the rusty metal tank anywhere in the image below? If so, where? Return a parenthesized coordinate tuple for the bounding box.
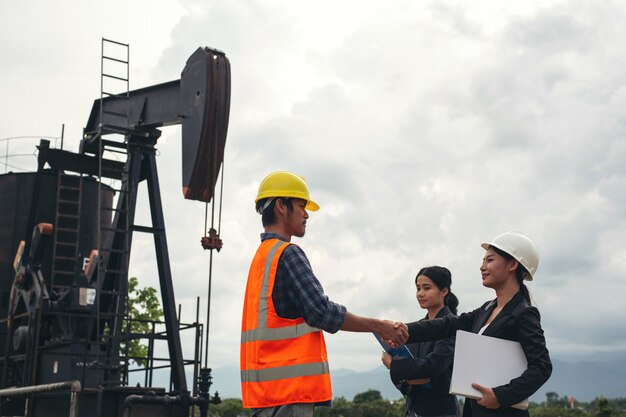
(0, 170, 114, 325)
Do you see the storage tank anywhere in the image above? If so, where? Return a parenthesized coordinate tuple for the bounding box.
(0, 171, 114, 326)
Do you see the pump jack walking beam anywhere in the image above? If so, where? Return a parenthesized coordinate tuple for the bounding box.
(83, 46, 231, 204)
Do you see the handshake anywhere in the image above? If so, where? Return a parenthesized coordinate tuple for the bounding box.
(377, 321, 431, 386)
(378, 320, 409, 348)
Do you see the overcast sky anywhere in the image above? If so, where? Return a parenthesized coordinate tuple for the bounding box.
(2, 0, 626, 391)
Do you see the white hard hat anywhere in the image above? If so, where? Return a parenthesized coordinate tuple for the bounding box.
(481, 231, 539, 281)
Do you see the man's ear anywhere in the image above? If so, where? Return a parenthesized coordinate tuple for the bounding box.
(274, 198, 287, 216)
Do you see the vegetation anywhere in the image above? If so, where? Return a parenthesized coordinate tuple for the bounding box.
(529, 392, 626, 417)
(203, 399, 246, 417)
(200, 391, 626, 417)
(124, 276, 164, 367)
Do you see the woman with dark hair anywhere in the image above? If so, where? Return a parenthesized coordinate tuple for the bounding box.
(400, 231, 552, 417)
(382, 266, 460, 417)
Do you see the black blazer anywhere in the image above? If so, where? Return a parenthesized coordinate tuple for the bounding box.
(390, 306, 458, 416)
(406, 292, 552, 417)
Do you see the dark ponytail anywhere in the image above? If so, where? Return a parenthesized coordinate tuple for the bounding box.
(445, 292, 460, 315)
(519, 282, 531, 304)
(415, 266, 459, 315)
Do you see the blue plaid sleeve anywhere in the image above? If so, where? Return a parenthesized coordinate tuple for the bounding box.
(273, 244, 346, 334)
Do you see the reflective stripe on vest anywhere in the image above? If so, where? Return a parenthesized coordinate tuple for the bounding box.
(241, 321, 320, 343)
(241, 361, 330, 383)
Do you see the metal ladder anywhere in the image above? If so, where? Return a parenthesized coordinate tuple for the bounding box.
(94, 38, 133, 387)
(50, 172, 83, 290)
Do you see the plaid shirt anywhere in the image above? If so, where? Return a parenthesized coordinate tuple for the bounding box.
(261, 232, 346, 333)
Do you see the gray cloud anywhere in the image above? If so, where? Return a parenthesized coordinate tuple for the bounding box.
(2, 0, 626, 379)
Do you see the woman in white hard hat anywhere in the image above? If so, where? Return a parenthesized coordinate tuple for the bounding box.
(400, 231, 552, 417)
(382, 266, 460, 417)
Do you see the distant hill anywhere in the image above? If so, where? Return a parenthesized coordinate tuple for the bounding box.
(536, 358, 626, 402)
(209, 355, 626, 403)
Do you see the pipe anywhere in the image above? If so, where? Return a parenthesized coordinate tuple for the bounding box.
(123, 392, 209, 408)
(123, 394, 181, 406)
(0, 380, 81, 417)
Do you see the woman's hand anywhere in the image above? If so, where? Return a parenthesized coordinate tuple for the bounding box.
(472, 383, 501, 409)
(381, 351, 392, 369)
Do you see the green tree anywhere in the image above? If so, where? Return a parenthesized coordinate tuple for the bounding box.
(545, 391, 568, 408)
(315, 396, 353, 417)
(124, 277, 163, 367)
(353, 389, 383, 404)
(594, 397, 614, 417)
(205, 398, 245, 417)
(545, 391, 560, 405)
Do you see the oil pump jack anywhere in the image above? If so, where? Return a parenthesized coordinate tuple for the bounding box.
(0, 41, 230, 417)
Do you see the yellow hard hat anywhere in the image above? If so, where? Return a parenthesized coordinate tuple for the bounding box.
(255, 171, 319, 211)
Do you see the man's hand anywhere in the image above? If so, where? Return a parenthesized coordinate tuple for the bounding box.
(339, 313, 409, 346)
(378, 320, 408, 347)
(472, 383, 500, 409)
(393, 321, 408, 330)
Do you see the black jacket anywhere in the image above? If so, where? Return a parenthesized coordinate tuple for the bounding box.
(406, 292, 552, 417)
(390, 306, 459, 416)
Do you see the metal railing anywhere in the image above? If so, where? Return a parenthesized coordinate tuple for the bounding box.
(0, 380, 81, 417)
(0, 135, 62, 173)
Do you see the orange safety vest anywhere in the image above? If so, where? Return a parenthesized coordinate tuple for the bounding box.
(240, 239, 332, 408)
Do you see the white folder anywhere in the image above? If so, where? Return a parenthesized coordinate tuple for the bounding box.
(450, 330, 529, 410)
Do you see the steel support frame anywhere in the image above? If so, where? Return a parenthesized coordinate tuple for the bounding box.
(144, 149, 187, 392)
(100, 138, 187, 392)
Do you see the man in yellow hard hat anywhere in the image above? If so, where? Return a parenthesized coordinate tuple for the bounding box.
(240, 171, 408, 417)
